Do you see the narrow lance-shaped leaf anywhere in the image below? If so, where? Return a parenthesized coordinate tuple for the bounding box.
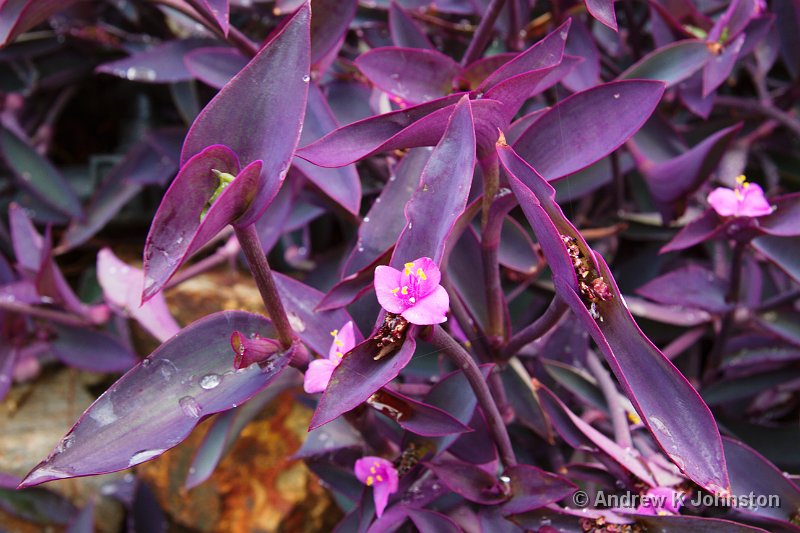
(497, 143, 730, 494)
(513, 80, 665, 182)
(585, 0, 618, 31)
(184, 47, 249, 90)
(389, 1, 434, 49)
(180, 1, 311, 226)
(309, 0, 356, 66)
(96, 39, 217, 83)
(19, 311, 293, 488)
(0, 0, 82, 46)
(618, 40, 713, 88)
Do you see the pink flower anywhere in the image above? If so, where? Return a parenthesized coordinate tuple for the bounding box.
(707, 175, 774, 218)
(635, 487, 683, 516)
(374, 257, 449, 325)
(354, 456, 399, 517)
(303, 321, 356, 394)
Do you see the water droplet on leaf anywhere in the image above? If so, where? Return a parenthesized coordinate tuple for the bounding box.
(179, 396, 201, 418)
(199, 373, 221, 390)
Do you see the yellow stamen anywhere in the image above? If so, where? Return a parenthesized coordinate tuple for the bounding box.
(376, 475, 383, 482)
(416, 268, 427, 280)
(370, 466, 376, 474)
(336, 352, 343, 358)
(391, 287, 400, 294)
(335, 340, 343, 347)
(736, 174, 747, 185)
(627, 411, 641, 425)
(401, 286, 409, 295)
(330, 329, 338, 337)
(366, 476, 374, 486)
(404, 262, 414, 275)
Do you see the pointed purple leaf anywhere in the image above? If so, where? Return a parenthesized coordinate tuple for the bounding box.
(391, 96, 475, 267)
(513, 80, 664, 182)
(9, 202, 43, 272)
(19, 311, 293, 488)
(309, 333, 417, 429)
(389, 1, 434, 49)
(50, 325, 137, 373)
(562, 18, 601, 92)
(679, 70, 716, 118)
(356, 47, 460, 104)
(501, 464, 577, 515)
(96, 39, 217, 83)
(273, 272, 361, 356)
(184, 47, 248, 89)
(426, 459, 508, 504)
(636, 515, 770, 532)
(371, 387, 472, 436)
(758, 192, 800, 237)
(316, 250, 389, 311)
(181, 1, 310, 226)
(406, 509, 461, 533)
(461, 53, 516, 89)
(310, 0, 356, 66)
(619, 40, 712, 88)
(585, 0, 618, 31)
(0, 0, 81, 46)
(294, 83, 361, 215)
(660, 209, 726, 253)
(98, 248, 180, 343)
(498, 144, 729, 494)
(752, 235, 800, 284)
(1, 127, 82, 219)
(708, 0, 758, 43)
(142, 146, 262, 301)
(703, 34, 745, 96)
(198, 0, 229, 35)
(636, 265, 730, 313)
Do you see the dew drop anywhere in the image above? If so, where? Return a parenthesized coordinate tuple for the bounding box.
(363, 217, 370, 222)
(668, 453, 686, 471)
(302, 74, 310, 83)
(90, 398, 118, 426)
(199, 373, 221, 390)
(125, 66, 157, 81)
(648, 416, 672, 437)
(55, 435, 75, 454)
(179, 396, 201, 418)
(129, 449, 167, 467)
(375, 197, 381, 204)
(141, 358, 151, 368)
(287, 312, 306, 332)
(613, 93, 621, 99)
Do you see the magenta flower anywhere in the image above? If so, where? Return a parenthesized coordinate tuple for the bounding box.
(635, 487, 684, 516)
(707, 175, 774, 218)
(374, 257, 449, 325)
(354, 456, 399, 517)
(303, 321, 356, 394)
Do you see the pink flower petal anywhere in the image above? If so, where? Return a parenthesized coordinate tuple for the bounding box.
(404, 256, 441, 297)
(303, 358, 338, 393)
(328, 320, 356, 360)
(739, 183, 774, 217)
(374, 265, 406, 314)
(707, 187, 739, 217)
(373, 480, 392, 517)
(401, 284, 449, 325)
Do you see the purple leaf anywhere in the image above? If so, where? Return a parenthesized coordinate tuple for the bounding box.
(196, 0, 229, 35)
(501, 464, 577, 515)
(389, 1, 434, 49)
(295, 416, 362, 459)
(636, 514, 770, 532)
(498, 144, 729, 494)
(310, 0, 356, 66)
(316, 250, 390, 312)
(181, 1, 310, 226)
(9, 202, 43, 272)
(679, 70, 716, 118)
(752, 236, 800, 284)
(356, 47, 460, 104)
(66, 501, 95, 533)
(619, 40, 712, 88)
(585, 0, 618, 31)
(498, 217, 539, 274)
(0, 0, 81, 46)
(0, 344, 18, 402)
(19, 311, 294, 488)
(426, 459, 508, 504)
(294, 83, 361, 215)
(703, 34, 745, 97)
(142, 145, 261, 301)
(98, 248, 180, 343)
(513, 80, 665, 182)
(96, 39, 218, 83)
(369, 388, 472, 436)
(309, 333, 417, 429)
(0, 127, 83, 219)
(460, 53, 516, 89)
(296, 93, 465, 168)
(184, 47, 249, 89)
(636, 265, 730, 313)
(390, 96, 475, 267)
(0, 483, 77, 524)
(562, 18, 601, 92)
(50, 325, 137, 373)
(273, 272, 361, 355)
(708, 0, 758, 43)
(660, 209, 725, 253)
(478, 20, 571, 91)
(406, 508, 461, 533)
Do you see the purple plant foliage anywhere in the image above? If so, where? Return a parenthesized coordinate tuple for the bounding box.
(1, 0, 800, 530)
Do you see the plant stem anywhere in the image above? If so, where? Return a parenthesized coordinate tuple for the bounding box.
(585, 350, 632, 449)
(430, 325, 517, 468)
(706, 241, 746, 379)
(482, 191, 517, 348)
(0, 301, 92, 327)
(501, 296, 568, 359)
(233, 224, 294, 349)
(715, 96, 800, 139)
(461, 0, 507, 66)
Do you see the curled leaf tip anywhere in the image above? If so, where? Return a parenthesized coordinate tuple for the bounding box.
(230, 331, 281, 370)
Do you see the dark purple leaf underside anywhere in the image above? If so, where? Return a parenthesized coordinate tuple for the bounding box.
(199, 0, 229, 35)
(513, 80, 665, 182)
(310, 0, 356, 66)
(426, 460, 508, 504)
(180, 1, 310, 226)
(19, 311, 291, 488)
(585, 0, 618, 31)
(390, 96, 476, 267)
(635, 515, 770, 532)
(96, 39, 217, 83)
(294, 83, 361, 215)
(562, 18, 601, 92)
(273, 272, 361, 356)
(752, 235, 800, 284)
(619, 40, 712, 88)
(184, 47, 248, 89)
(356, 47, 461, 104)
(310, 334, 417, 429)
(406, 509, 460, 533)
(0, 0, 81, 46)
(389, 2, 434, 49)
(501, 464, 577, 515)
(50, 325, 137, 373)
(703, 35, 745, 96)
(636, 265, 730, 313)
(460, 53, 516, 89)
(376, 387, 472, 436)
(498, 144, 729, 494)
(9, 202, 43, 272)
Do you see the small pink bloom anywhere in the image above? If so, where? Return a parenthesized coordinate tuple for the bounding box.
(707, 176, 774, 218)
(635, 487, 683, 516)
(303, 321, 356, 394)
(354, 456, 399, 517)
(374, 257, 449, 325)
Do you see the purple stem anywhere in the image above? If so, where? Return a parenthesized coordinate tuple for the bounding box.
(661, 327, 706, 361)
(461, 0, 508, 66)
(501, 296, 568, 359)
(482, 190, 518, 348)
(755, 288, 800, 313)
(585, 350, 632, 449)
(705, 240, 746, 379)
(429, 325, 517, 468)
(233, 224, 294, 350)
(715, 95, 800, 139)
(0, 301, 92, 328)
